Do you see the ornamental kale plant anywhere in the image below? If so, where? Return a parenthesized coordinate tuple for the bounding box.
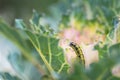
(0, 0, 120, 80)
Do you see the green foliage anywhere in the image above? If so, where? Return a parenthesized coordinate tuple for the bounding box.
(50, 0, 120, 28)
(0, 72, 21, 80)
(0, 0, 120, 80)
(0, 10, 69, 80)
(25, 10, 69, 75)
(109, 43, 120, 61)
(8, 53, 42, 80)
(0, 18, 46, 80)
(94, 43, 108, 59)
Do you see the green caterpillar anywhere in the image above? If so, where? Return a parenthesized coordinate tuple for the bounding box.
(69, 42, 85, 65)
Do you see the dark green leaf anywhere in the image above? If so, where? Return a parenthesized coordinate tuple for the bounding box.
(0, 72, 21, 80)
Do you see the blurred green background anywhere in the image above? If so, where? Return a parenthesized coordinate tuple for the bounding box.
(0, 0, 120, 27)
(0, 0, 58, 25)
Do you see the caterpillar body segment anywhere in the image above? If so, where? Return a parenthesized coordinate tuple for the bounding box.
(69, 42, 85, 65)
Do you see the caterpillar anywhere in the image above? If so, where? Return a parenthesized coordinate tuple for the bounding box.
(69, 42, 85, 65)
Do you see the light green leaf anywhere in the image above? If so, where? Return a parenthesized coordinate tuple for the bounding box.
(22, 11, 69, 76)
(115, 24, 120, 43)
(25, 30, 69, 73)
(8, 53, 42, 80)
(107, 29, 115, 42)
(15, 19, 26, 29)
(0, 19, 46, 76)
(25, 30, 69, 75)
